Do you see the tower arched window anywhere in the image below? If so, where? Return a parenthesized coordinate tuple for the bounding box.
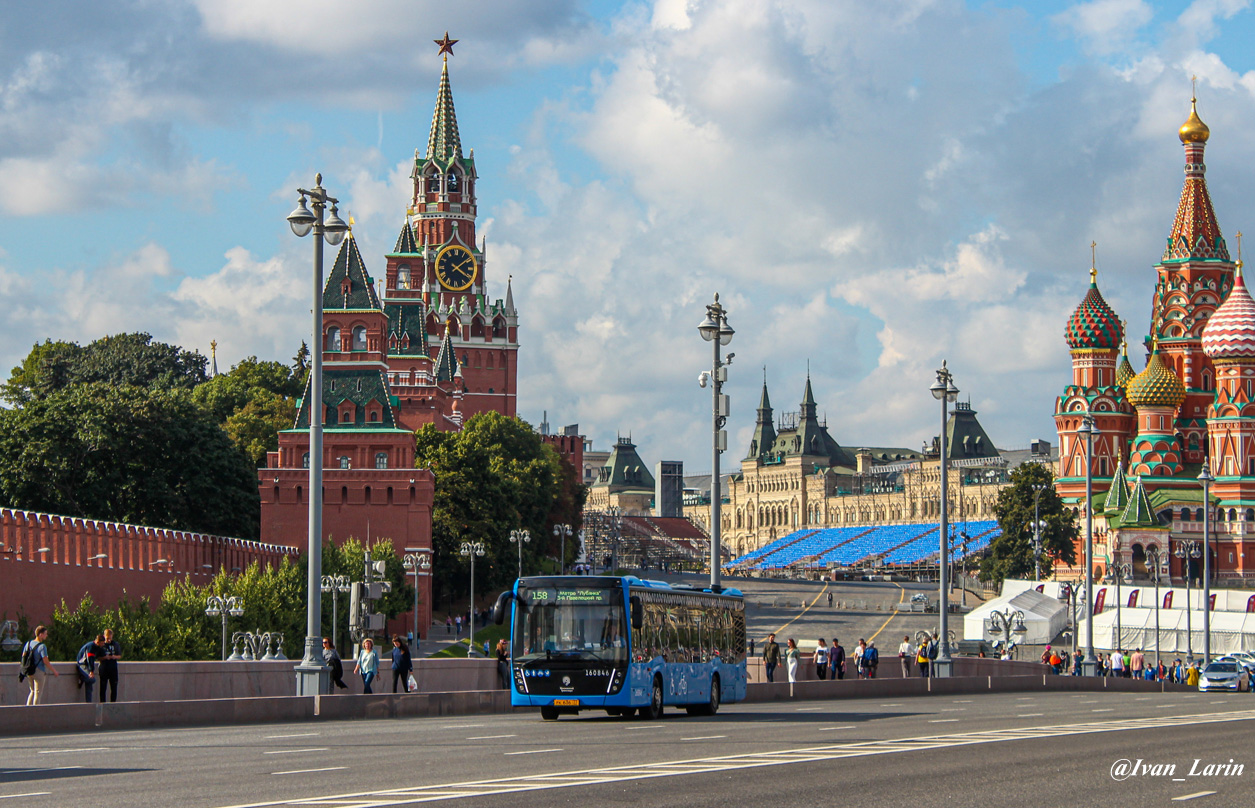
(375, 452, 388, 469)
(352, 326, 367, 351)
(326, 327, 341, 352)
(338, 456, 350, 469)
(447, 171, 460, 192)
(302, 452, 310, 469)
(397, 265, 411, 289)
(427, 172, 439, 193)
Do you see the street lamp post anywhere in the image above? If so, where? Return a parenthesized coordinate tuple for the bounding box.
(1108, 561, 1132, 656)
(1030, 484, 1049, 582)
(320, 575, 350, 653)
(460, 541, 485, 657)
(1146, 547, 1164, 670)
(986, 608, 1029, 659)
(930, 361, 959, 677)
(205, 596, 245, 661)
(1174, 540, 1201, 663)
(1198, 465, 1214, 666)
(509, 530, 530, 579)
(552, 524, 572, 575)
(401, 551, 431, 647)
(1076, 414, 1098, 676)
(286, 174, 348, 696)
(698, 293, 734, 592)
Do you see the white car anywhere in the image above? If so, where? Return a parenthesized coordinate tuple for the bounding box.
(1199, 661, 1250, 692)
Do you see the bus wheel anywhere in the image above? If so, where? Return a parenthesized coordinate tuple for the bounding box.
(704, 675, 721, 716)
(641, 677, 664, 720)
(540, 706, 559, 721)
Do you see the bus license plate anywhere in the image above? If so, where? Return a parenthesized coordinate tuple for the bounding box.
(552, 699, 579, 706)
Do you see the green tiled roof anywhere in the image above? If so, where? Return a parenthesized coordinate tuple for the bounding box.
(943, 402, 1001, 462)
(433, 329, 459, 383)
(1103, 462, 1129, 514)
(385, 301, 429, 357)
(391, 219, 419, 255)
(323, 235, 382, 311)
(1115, 475, 1163, 529)
(745, 381, 777, 461)
(425, 58, 461, 163)
(295, 368, 397, 430)
(594, 438, 655, 493)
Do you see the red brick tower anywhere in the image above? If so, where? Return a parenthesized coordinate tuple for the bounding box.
(381, 45, 519, 428)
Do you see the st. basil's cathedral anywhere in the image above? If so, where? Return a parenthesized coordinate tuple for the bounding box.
(1055, 93, 1255, 586)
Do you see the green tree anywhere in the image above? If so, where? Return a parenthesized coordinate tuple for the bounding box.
(0, 383, 260, 538)
(193, 356, 302, 466)
(981, 463, 1079, 583)
(2, 333, 207, 405)
(414, 412, 581, 605)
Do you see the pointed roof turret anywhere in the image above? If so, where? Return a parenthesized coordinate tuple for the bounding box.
(433, 327, 459, 382)
(800, 374, 817, 419)
(324, 234, 382, 311)
(1164, 92, 1228, 262)
(392, 218, 419, 255)
(1118, 475, 1160, 528)
(1104, 461, 1130, 514)
(425, 56, 462, 164)
(746, 373, 777, 461)
(1115, 332, 1136, 388)
(504, 275, 516, 316)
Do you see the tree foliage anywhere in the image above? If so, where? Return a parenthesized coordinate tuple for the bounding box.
(1, 333, 207, 406)
(981, 463, 1079, 583)
(413, 412, 586, 607)
(192, 356, 302, 466)
(0, 382, 260, 538)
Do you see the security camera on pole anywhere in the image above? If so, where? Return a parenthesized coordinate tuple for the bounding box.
(698, 293, 734, 592)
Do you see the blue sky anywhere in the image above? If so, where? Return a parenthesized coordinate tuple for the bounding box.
(4, 0, 1255, 473)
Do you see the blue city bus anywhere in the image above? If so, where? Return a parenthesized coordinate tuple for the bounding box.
(492, 575, 747, 720)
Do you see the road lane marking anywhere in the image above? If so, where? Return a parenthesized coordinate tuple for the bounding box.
(625, 726, 665, 731)
(467, 735, 516, 740)
(504, 749, 563, 756)
(952, 699, 973, 703)
(272, 768, 347, 776)
(940, 708, 966, 712)
(795, 707, 824, 712)
(210, 708, 1255, 808)
(1092, 709, 1114, 712)
(266, 733, 319, 739)
(37, 748, 106, 754)
(769, 582, 830, 637)
(866, 581, 905, 643)
(264, 748, 329, 755)
(1016, 713, 1044, 718)
(0, 794, 52, 800)
(880, 703, 903, 707)
(928, 719, 960, 723)
(817, 726, 855, 731)
(1210, 700, 1229, 704)
(1172, 792, 1217, 801)
(440, 724, 485, 729)
(681, 736, 727, 741)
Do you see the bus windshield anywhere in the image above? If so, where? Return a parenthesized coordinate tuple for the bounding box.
(514, 585, 628, 664)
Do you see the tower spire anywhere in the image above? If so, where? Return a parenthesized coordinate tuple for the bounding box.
(1166, 89, 1226, 261)
(426, 40, 462, 163)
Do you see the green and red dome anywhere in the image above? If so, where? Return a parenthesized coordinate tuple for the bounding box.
(1065, 275, 1122, 350)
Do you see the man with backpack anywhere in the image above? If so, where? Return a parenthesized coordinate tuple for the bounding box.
(20, 626, 60, 705)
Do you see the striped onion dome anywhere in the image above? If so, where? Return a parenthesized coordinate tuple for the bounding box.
(1126, 349, 1186, 409)
(1115, 340, 1136, 387)
(1202, 271, 1255, 360)
(1065, 273, 1121, 350)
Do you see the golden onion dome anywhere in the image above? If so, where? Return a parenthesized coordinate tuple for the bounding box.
(1126, 349, 1186, 409)
(1179, 97, 1210, 144)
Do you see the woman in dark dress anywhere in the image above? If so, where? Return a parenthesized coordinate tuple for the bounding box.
(391, 635, 413, 693)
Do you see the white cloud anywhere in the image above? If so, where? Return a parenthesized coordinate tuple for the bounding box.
(1053, 0, 1154, 55)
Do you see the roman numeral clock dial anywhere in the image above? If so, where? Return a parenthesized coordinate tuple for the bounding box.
(435, 244, 477, 291)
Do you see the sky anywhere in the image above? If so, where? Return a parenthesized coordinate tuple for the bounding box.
(4, 0, 1255, 475)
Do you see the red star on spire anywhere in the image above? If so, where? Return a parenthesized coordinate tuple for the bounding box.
(434, 31, 458, 56)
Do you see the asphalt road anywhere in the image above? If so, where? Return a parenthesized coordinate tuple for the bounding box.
(4, 689, 1254, 807)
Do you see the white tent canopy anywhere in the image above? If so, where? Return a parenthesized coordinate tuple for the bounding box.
(1079, 607, 1255, 654)
(964, 588, 1067, 647)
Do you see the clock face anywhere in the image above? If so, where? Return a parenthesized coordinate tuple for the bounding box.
(435, 245, 477, 291)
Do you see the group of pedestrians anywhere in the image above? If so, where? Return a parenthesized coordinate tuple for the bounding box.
(762, 634, 893, 682)
(19, 625, 121, 706)
(322, 634, 415, 695)
(899, 634, 940, 677)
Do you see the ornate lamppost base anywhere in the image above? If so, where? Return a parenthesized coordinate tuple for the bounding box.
(293, 638, 330, 696)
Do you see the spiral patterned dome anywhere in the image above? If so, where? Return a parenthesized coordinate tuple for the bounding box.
(1115, 346, 1136, 387)
(1202, 271, 1255, 360)
(1126, 349, 1186, 409)
(1065, 275, 1121, 350)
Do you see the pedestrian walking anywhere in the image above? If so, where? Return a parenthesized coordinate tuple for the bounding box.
(899, 635, 915, 678)
(496, 639, 510, 690)
(814, 639, 829, 680)
(827, 591, 833, 608)
(446, 615, 452, 635)
(455, 615, 463, 637)
(98, 628, 121, 703)
(391, 635, 413, 693)
(785, 639, 800, 683)
(831, 638, 845, 680)
(865, 642, 879, 678)
(354, 638, 379, 694)
(854, 639, 867, 678)
(322, 638, 348, 692)
(1130, 648, 1145, 678)
(1111, 649, 1125, 678)
(918, 637, 931, 677)
(76, 634, 104, 704)
(763, 633, 781, 683)
(21, 626, 59, 705)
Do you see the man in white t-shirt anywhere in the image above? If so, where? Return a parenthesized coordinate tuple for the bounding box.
(898, 635, 915, 678)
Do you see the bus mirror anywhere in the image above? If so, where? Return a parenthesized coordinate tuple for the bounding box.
(630, 596, 643, 630)
(491, 591, 514, 625)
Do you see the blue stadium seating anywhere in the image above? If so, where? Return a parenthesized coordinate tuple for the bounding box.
(726, 520, 1001, 570)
